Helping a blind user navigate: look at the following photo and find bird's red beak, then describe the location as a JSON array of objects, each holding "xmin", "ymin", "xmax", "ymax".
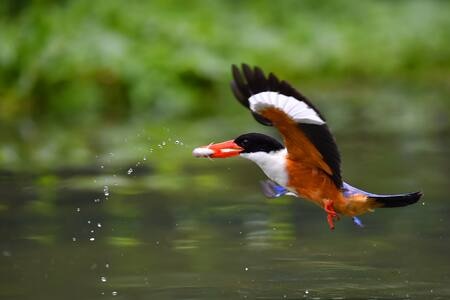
[{"xmin": 192, "ymin": 140, "xmax": 244, "ymax": 158}]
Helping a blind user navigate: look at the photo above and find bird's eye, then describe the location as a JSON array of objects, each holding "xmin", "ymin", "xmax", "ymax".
[{"xmin": 243, "ymin": 139, "xmax": 248, "ymax": 144}]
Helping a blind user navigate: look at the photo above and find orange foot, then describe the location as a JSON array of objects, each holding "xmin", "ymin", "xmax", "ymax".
[{"xmin": 324, "ymin": 200, "xmax": 340, "ymax": 230}]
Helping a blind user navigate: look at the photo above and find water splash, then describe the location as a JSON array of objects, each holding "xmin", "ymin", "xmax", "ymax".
[
  {"xmin": 103, "ymin": 186, "xmax": 109, "ymax": 197},
  {"xmin": 127, "ymin": 168, "xmax": 133, "ymax": 175}
]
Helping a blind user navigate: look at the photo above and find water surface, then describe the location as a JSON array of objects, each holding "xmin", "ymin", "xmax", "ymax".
[{"xmin": 0, "ymin": 133, "xmax": 449, "ymax": 300}]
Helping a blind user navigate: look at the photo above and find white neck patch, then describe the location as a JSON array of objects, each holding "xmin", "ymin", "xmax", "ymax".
[
  {"xmin": 240, "ymin": 149, "xmax": 288, "ymax": 187},
  {"xmin": 248, "ymin": 91, "xmax": 325, "ymax": 125}
]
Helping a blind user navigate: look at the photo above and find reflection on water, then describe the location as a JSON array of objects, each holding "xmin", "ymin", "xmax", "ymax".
[{"xmin": 0, "ymin": 133, "xmax": 449, "ymax": 300}]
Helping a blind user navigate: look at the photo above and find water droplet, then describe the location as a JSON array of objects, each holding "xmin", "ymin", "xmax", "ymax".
[
  {"xmin": 72, "ymin": 237, "xmax": 77, "ymax": 242},
  {"xmin": 90, "ymin": 230, "xmax": 94, "ymax": 233},
  {"xmin": 100, "ymin": 165, "xmax": 104, "ymax": 169},
  {"xmin": 97, "ymin": 223, "xmax": 102, "ymax": 228},
  {"xmin": 105, "ymin": 263, "xmax": 110, "ymax": 268},
  {"xmin": 143, "ymin": 156, "xmax": 147, "ymax": 161},
  {"xmin": 175, "ymin": 140, "xmax": 180, "ymax": 145},
  {"xmin": 162, "ymin": 141, "xmax": 166, "ymax": 146},
  {"xmin": 127, "ymin": 168, "xmax": 133, "ymax": 175},
  {"xmin": 94, "ymin": 198, "xmax": 100, "ymax": 203},
  {"xmin": 104, "ymin": 186, "xmax": 109, "ymax": 197},
  {"xmin": 76, "ymin": 207, "xmax": 81, "ymax": 212},
  {"xmin": 89, "ymin": 237, "xmax": 95, "ymax": 242},
  {"xmin": 100, "ymin": 276, "xmax": 107, "ymax": 282},
  {"xmin": 244, "ymin": 267, "xmax": 249, "ymax": 271},
  {"xmin": 112, "ymin": 291, "xmax": 118, "ymax": 296},
  {"xmin": 305, "ymin": 290, "xmax": 309, "ymax": 294},
  {"xmin": 87, "ymin": 220, "xmax": 91, "ymax": 224}
]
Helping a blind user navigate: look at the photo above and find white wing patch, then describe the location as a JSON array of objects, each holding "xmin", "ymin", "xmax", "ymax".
[{"xmin": 248, "ymin": 91, "xmax": 325, "ymax": 125}]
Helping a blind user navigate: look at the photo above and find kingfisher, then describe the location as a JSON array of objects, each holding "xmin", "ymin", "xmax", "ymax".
[{"xmin": 193, "ymin": 64, "xmax": 422, "ymax": 230}]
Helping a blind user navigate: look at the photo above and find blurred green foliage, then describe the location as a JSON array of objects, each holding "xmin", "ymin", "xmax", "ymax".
[{"xmin": 0, "ymin": 0, "xmax": 449, "ymax": 169}]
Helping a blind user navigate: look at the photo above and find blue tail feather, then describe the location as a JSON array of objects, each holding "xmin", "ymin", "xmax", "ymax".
[{"xmin": 342, "ymin": 182, "xmax": 422, "ymax": 208}]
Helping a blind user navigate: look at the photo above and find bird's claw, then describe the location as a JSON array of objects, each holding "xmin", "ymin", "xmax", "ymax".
[{"xmin": 324, "ymin": 200, "xmax": 339, "ymax": 230}]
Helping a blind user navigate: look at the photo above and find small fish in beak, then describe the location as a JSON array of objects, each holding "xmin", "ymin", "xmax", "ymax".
[{"xmin": 192, "ymin": 140, "xmax": 244, "ymax": 158}]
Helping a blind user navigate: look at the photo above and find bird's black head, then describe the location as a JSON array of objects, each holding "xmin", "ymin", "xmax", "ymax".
[{"xmin": 234, "ymin": 133, "xmax": 284, "ymax": 154}]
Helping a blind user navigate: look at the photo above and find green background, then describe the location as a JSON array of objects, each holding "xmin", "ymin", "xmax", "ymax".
[{"xmin": 1, "ymin": 0, "xmax": 449, "ymax": 170}]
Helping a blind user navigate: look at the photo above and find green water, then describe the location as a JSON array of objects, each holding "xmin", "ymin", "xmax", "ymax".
[{"xmin": 0, "ymin": 132, "xmax": 448, "ymax": 300}]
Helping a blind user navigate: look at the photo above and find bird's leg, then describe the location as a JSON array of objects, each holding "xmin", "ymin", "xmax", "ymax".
[
  {"xmin": 352, "ymin": 216, "xmax": 364, "ymax": 228},
  {"xmin": 324, "ymin": 199, "xmax": 340, "ymax": 230}
]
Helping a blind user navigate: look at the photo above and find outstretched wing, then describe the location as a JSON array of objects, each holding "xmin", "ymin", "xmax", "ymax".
[{"xmin": 231, "ymin": 64, "xmax": 342, "ymax": 188}]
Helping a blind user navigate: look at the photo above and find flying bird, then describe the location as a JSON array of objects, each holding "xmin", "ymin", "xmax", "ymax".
[{"xmin": 193, "ymin": 64, "xmax": 422, "ymax": 230}]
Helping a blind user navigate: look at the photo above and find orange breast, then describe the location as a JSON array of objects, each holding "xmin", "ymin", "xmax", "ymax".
[
  {"xmin": 286, "ymin": 159, "xmax": 343, "ymax": 208},
  {"xmin": 286, "ymin": 160, "xmax": 382, "ymax": 216},
  {"xmin": 286, "ymin": 159, "xmax": 347, "ymax": 214}
]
